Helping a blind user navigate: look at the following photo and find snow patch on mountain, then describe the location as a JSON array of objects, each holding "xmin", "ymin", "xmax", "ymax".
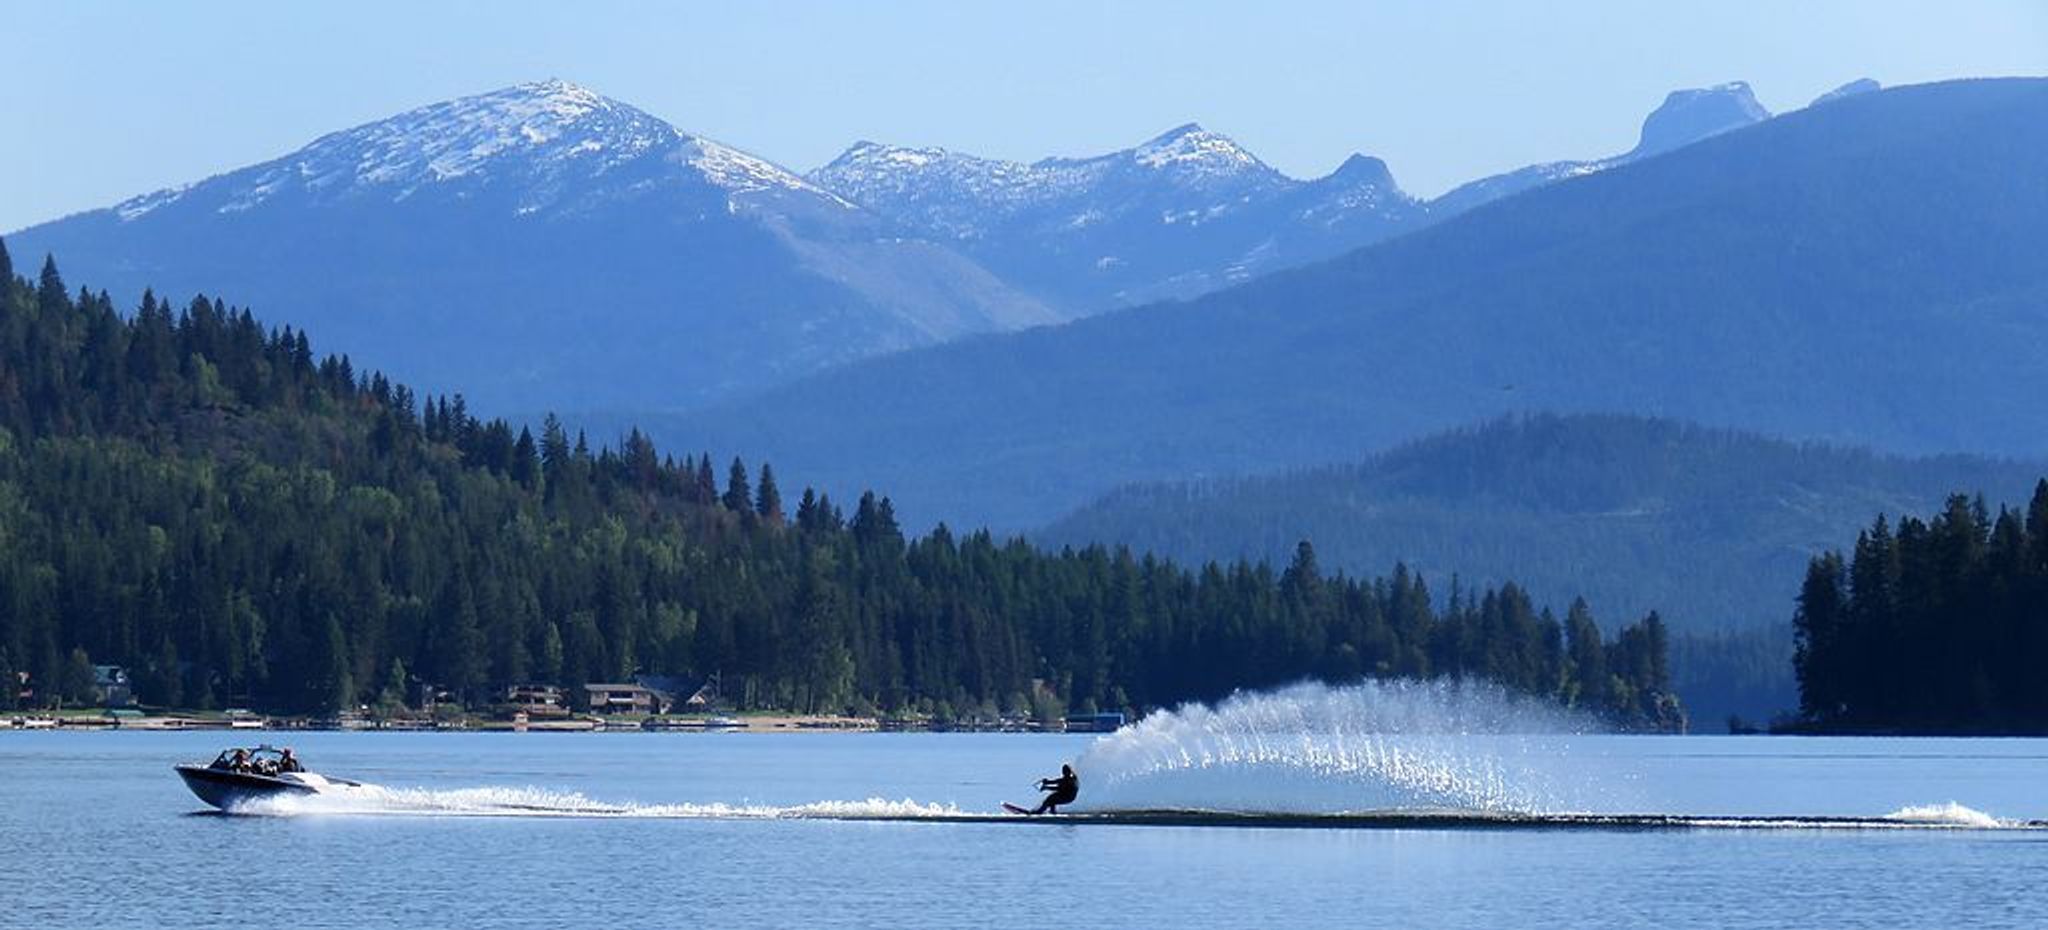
[
  {"xmin": 1130, "ymin": 123, "xmax": 1264, "ymax": 174},
  {"xmin": 1812, "ymin": 78, "xmax": 1882, "ymax": 108},
  {"xmin": 112, "ymin": 79, "xmax": 842, "ymax": 222},
  {"xmin": 815, "ymin": 124, "xmax": 1315, "ymax": 242}
]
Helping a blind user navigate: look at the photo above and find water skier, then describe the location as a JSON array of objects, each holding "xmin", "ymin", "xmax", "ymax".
[{"xmin": 1030, "ymin": 764, "xmax": 1079, "ymax": 815}]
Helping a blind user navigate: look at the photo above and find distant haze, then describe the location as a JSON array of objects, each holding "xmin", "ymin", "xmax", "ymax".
[{"xmin": 3, "ymin": 0, "xmax": 2043, "ymax": 230}]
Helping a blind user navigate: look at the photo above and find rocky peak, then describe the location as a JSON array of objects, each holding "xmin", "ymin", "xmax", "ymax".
[{"xmin": 1630, "ymin": 81, "xmax": 1771, "ymax": 159}]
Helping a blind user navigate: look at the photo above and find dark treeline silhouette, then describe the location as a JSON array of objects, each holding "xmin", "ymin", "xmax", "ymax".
[
  {"xmin": 0, "ymin": 242, "xmax": 1679, "ymax": 727},
  {"xmin": 1042, "ymin": 414, "xmax": 2047, "ymax": 635},
  {"xmin": 1793, "ymin": 486, "xmax": 2048, "ymax": 733}
]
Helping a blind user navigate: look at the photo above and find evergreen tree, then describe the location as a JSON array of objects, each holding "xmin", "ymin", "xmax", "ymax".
[
  {"xmin": 1563, "ymin": 598, "xmax": 1607, "ymax": 710},
  {"xmin": 376, "ymin": 658, "xmax": 410, "ymax": 715},
  {"xmin": 511, "ymin": 426, "xmax": 539, "ymax": 489},
  {"xmin": 1792, "ymin": 551, "xmax": 1847, "ymax": 721},
  {"xmin": 309, "ymin": 615, "xmax": 354, "ymax": 715},
  {"xmin": 693, "ymin": 455, "xmax": 718, "ymax": 505},
  {"xmin": 755, "ymin": 463, "xmax": 784, "ymax": 524},
  {"xmin": 37, "ymin": 255, "xmax": 66, "ymax": 316},
  {"xmin": 722, "ymin": 457, "xmax": 752, "ymax": 513},
  {"xmin": 61, "ymin": 647, "xmax": 96, "ymax": 707}
]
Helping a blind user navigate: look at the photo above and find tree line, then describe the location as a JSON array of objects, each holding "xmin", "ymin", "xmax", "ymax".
[
  {"xmin": 1793, "ymin": 485, "xmax": 2048, "ymax": 733},
  {"xmin": 1042, "ymin": 413, "xmax": 2046, "ymax": 638},
  {"xmin": 0, "ymin": 241, "xmax": 1680, "ymax": 728}
]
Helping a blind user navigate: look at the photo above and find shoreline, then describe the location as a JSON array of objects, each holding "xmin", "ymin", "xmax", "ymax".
[{"xmin": 0, "ymin": 710, "xmax": 1080, "ymax": 735}]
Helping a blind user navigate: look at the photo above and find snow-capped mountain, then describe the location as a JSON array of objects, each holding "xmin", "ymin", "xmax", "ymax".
[
  {"xmin": 812, "ymin": 124, "xmax": 1420, "ymax": 311},
  {"xmin": 816, "ymin": 123, "xmax": 1293, "ymax": 240},
  {"xmin": 9, "ymin": 80, "xmax": 1057, "ymax": 414},
  {"xmin": 1432, "ymin": 82, "xmax": 1772, "ymax": 217},
  {"xmin": 9, "ymin": 77, "xmax": 1801, "ymax": 417},
  {"xmin": 808, "ymin": 83, "xmax": 1780, "ymax": 314},
  {"xmin": 116, "ymin": 79, "xmax": 844, "ymax": 222}
]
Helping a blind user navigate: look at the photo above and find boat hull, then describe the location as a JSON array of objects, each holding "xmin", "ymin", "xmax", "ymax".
[{"xmin": 174, "ymin": 765, "xmax": 319, "ymax": 811}]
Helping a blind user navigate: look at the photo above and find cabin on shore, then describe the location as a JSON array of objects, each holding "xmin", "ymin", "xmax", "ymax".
[
  {"xmin": 503, "ymin": 683, "xmax": 570, "ymax": 718},
  {"xmin": 584, "ymin": 683, "xmax": 674, "ymax": 716},
  {"xmin": 93, "ymin": 666, "xmax": 135, "ymax": 707}
]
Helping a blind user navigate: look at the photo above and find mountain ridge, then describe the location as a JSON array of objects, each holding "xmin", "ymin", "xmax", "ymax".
[
  {"xmin": 808, "ymin": 81, "xmax": 1782, "ymax": 313},
  {"xmin": 6, "ymin": 80, "xmax": 1060, "ymax": 414},
  {"xmin": 1432, "ymin": 80, "xmax": 1769, "ymax": 215},
  {"xmin": 108, "ymin": 79, "xmax": 850, "ymax": 223},
  {"xmin": 655, "ymin": 78, "xmax": 2048, "ymax": 531}
]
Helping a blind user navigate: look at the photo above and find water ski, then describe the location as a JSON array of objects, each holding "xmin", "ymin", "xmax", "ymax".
[{"xmin": 1002, "ymin": 802, "xmax": 1034, "ymax": 816}]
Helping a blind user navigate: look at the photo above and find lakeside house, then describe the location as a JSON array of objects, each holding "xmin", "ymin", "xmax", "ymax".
[
  {"xmin": 503, "ymin": 683, "xmax": 569, "ymax": 718},
  {"xmin": 93, "ymin": 666, "xmax": 134, "ymax": 707},
  {"xmin": 585, "ymin": 683, "xmax": 673, "ymax": 716}
]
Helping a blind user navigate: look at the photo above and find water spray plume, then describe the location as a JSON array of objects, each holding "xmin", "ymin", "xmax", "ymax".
[{"xmin": 1072, "ymin": 679, "xmax": 1601, "ymax": 814}]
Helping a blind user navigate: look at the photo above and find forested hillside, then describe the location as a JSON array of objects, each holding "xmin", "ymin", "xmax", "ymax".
[
  {"xmin": 0, "ymin": 242, "xmax": 1678, "ymax": 727},
  {"xmin": 1042, "ymin": 415, "xmax": 2046, "ymax": 632},
  {"xmin": 1793, "ymin": 486, "xmax": 2048, "ymax": 734}
]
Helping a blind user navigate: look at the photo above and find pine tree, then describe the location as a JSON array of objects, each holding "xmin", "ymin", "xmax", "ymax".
[
  {"xmin": 309, "ymin": 615, "xmax": 355, "ymax": 715},
  {"xmin": 0, "ymin": 235, "xmax": 13, "ymax": 286},
  {"xmin": 1564, "ymin": 598, "xmax": 1606, "ymax": 710},
  {"xmin": 755, "ymin": 463, "xmax": 784, "ymax": 524},
  {"xmin": 61, "ymin": 647, "xmax": 97, "ymax": 707},
  {"xmin": 511, "ymin": 427, "xmax": 539, "ymax": 488},
  {"xmin": 1792, "ymin": 551, "xmax": 1848, "ymax": 722},
  {"xmin": 1641, "ymin": 611, "xmax": 1669, "ymax": 693},
  {"xmin": 37, "ymin": 255, "xmax": 66, "ymax": 316},
  {"xmin": 376, "ymin": 658, "xmax": 410, "ymax": 715},
  {"xmin": 722, "ymin": 457, "xmax": 752, "ymax": 513},
  {"xmin": 795, "ymin": 488, "xmax": 820, "ymax": 530},
  {"xmin": 1281, "ymin": 539, "xmax": 1321, "ymax": 598}
]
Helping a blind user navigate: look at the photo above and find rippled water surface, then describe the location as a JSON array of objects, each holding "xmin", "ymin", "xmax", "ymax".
[{"xmin": 3, "ymin": 727, "xmax": 2045, "ymax": 928}]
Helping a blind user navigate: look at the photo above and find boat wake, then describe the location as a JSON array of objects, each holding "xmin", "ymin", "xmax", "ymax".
[
  {"xmin": 1881, "ymin": 802, "xmax": 2007, "ymax": 829},
  {"xmin": 217, "ymin": 786, "xmax": 2037, "ymax": 831},
  {"xmin": 226, "ymin": 785, "xmax": 965, "ymax": 820}
]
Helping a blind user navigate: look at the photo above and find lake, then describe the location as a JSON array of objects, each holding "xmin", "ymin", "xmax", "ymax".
[{"xmin": 4, "ymin": 721, "xmax": 2045, "ymax": 928}]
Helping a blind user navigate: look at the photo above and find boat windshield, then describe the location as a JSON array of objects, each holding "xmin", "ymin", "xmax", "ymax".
[{"xmin": 206, "ymin": 745, "xmax": 304, "ymax": 775}]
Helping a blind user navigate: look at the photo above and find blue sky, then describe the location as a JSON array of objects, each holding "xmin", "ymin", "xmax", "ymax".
[{"xmin": 4, "ymin": 0, "xmax": 2043, "ymax": 231}]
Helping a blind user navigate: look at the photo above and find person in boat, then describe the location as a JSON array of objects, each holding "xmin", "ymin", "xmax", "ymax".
[
  {"xmin": 1031, "ymin": 764, "xmax": 1079, "ymax": 815},
  {"xmin": 278, "ymin": 748, "xmax": 303, "ymax": 773},
  {"xmin": 217, "ymin": 748, "xmax": 250, "ymax": 772}
]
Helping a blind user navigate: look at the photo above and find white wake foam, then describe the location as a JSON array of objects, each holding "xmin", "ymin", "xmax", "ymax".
[
  {"xmin": 230, "ymin": 784, "xmax": 962, "ymax": 820},
  {"xmin": 1883, "ymin": 802, "xmax": 2005, "ymax": 828}
]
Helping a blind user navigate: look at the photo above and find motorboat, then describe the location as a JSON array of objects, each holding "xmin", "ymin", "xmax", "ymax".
[{"xmin": 174, "ymin": 745, "xmax": 360, "ymax": 811}]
